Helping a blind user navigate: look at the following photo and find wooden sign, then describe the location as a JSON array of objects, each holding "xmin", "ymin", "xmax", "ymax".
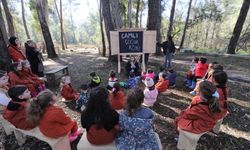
[
  {"xmin": 110, "ymin": 29, "xmax": 156, "ymax": 73},
  {"xmin": 119, "ymin": 31, "xmax": 143, "ymax": 53}
]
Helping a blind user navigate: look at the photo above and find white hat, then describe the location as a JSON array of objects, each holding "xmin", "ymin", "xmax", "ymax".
[{"xmin": 144, "ymin": 77, "xmax": 154, "ymax": 87}]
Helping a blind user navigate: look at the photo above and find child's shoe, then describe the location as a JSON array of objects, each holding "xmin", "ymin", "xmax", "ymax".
[{"xmin": 189, "ymin": 91, "xmax": 196, "ymax": 95}]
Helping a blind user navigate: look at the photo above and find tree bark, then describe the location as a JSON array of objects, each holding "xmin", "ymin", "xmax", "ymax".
[
  {"xmin": 0, "ymin": 17, "xmax": 11, "ymax": 70},
  {"xmin": 0, "ymin": 5, "xmax": 8, "ymax": 45},
  {"xmin": 227, "ymin": 0, "xmax": 250, "ymax": 54},
  {"xmin": 68, "ymin": 0, "xmax": 77, "ymax": 44},
  {"xmin": 36, "ymin": 0, "xmax": 57, "ymax": 58},
  {"xmin": 102, "ymin": 0, "xmax": 114, "ymax": 59},
  {"xmin": 54, "ymin": 0, "xmax": 66, "ymax": 50},
  {"xmin": 135, "ymin": 0, "xmax": 141, "ymax": 28},
  {"xmin": 168, "ymin": 0, "xmax": 176, "ymax": 37},
  {"xmin": 98, "ymin": 0, "xmax": 106, "ymax": 56},
  {"xmin": 128, "ymin": 0, "xmax": 132, "ymax": 28},
  {"xmin": 21, "ymin": 0, "xmax": 30, "ymax": 39},
  {"xmin": 147, "ymin": 0, "xmax": 162, "ymax": 55},
  {"xmin": 110, "ymin": 0, "xmax": 122, "ymax": 29},
  {"xmin": 1, "ymin": 0, "xmax": 15, "ymax": 37},
  {"xmin": 179, "ymin": 0, "xmax": 193, "ymax": 49}
]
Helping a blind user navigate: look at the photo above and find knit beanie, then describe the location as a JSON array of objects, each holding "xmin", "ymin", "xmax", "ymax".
[{"xmin": 9, "ymin": 36, "xmax": 18, "ymax": 46}]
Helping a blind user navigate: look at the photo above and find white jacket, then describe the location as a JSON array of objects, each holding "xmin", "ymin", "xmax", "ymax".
[{"xmin": 143, "ymin": 88, "xmax": 158, "ymax": 107}]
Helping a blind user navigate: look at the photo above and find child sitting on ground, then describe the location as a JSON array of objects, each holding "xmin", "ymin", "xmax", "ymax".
[
  {"xmin": 89, "ymin": 72, "xmax": 101, "ymax": 88},
  {"xmin": 60, "ymin": 76, "xmax": 79, "ymax": 101},
  {"xmin": 167, "ymin": 68, "xmax": 177, "ymax": 88},
  {"xmin": 120, "ymin": 71, "xmax": 139, "ymax": 89},
  {"xmin": 190, "ymin": 57, "xmax": 209, "ymax": 89},
  {"xmin": 141, "ymin": 68, "xmax": 155, "ymax": 80},
  {"xmin": 155, "ymin": 72, "xmax": 169, "ymax": 93},
  {"xmin": 116, "ymin": 87, "xmax": 162, "ymax": 149},
  {"xmin": 75, "ymin": 84, "xmax": 89, "ymax": 111},
  {"xmin": 107, "ymin": 70, "xmax": 118, "ymax": 90},
  {"xmin": 109, "ymin": 82, "xmax": 125, "ymax": 112},
  {"xmin": 174, "ymin": 81, "xmax": 222, "ymax": 150},
  {"xmin": 154, "ymin": 66, "xmax": 166, "ymax": 83},
  {"xmin": 143, "ymin": 77, "xmax": 158, "ymax": 107},
  {"xmin": 184, "ymin": 57, "xmax": 199, "ymax": 87},
  {"xmin": 3, "ymin": 85, "xmax": 35, "ymax": 130}
]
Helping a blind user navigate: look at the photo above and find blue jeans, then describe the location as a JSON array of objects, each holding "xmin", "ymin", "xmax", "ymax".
[{"xmin": 165, "ymin": 52, "xmax": 173, "ymax": 69}]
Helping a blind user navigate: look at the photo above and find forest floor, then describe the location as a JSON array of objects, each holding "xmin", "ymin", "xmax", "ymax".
[{"xmin": 1, "ymin": 48, "xmax": 250, "ymax": 150}]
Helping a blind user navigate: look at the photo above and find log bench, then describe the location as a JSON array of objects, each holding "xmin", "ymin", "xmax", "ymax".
[{"xmin": 44, "ymin": 65, "xmax": 69, "ymax": 89}]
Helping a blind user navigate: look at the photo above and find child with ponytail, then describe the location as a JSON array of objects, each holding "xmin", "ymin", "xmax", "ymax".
[
  {"xmin": 175, "ymin": 81, "xmax": 223, "ymax": 150},
  {"xmin": 27, "ymin": 90, "xmax": 81, "ymax": 142},
  {"xmin": 109, "ymin": 82, "xmax": 125, "ymax": 111}
]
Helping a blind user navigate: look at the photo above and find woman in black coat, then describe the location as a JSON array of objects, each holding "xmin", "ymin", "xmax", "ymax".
[{"xmin": 25, "ymin": 40, "xmax": 44, "ymax": 77}]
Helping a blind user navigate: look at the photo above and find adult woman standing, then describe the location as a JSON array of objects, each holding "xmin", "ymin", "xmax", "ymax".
[
  {"xmin": 157, "ymin": 35, "xmax": 176, "ymax": 69},
  {"xmin": 25, "ymin": 40, "xmax": 44, "ymax": 77}
]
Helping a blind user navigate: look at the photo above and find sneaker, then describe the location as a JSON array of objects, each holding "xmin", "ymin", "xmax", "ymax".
[{"xmin": 189, "ymin": 91, "xmax": 196, "ymax": 95}]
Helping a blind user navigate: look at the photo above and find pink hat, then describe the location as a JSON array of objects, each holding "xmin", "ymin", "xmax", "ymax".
[{"xmin": 144, "ymin": 77, "xmax": 154, "ymax": 87}]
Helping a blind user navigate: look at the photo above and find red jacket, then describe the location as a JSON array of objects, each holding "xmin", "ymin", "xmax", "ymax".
[
  {"xmin": 8, "ymin": 45, "xmax": 26, "ymax": 62},
  {"xmin": 3, "ymin": 101, "xmax": 35, "ymax": 130},
  {"xmin": 109, "ymin": 91, "xmax": 125, "ymax": 110},
  {"xmin": 155, "ymin": 79, "xmax": 169, "ymax": 92},
  {"xmin": 175, "ymin": 96, "xmax": 221, "ymax": 134},
  {"xmin": 87, "ymin": 125, "xmax": 118, "ymax": 145},
  {"xmin": 39, "ymin": 105, "xmax": 78, "ymax": 138},
  {"xmin": 194, "ymin": 62, "xmax": 208, "ymax": 78},
  {"xmin": 8, "ymin": 71, "xmax": 37, "ymax": 93},
  {"xmin": 61, "ymin": 84, "xmax": 79, "ymax": 100},
  {"xmin": 21, "ymin": 69, "xmax": 44, "ymax": 85}
]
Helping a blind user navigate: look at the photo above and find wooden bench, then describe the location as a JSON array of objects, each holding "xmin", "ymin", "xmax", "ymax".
[
  {"xmin": 0, "ymin": 115, "xmax": 71, "ymax": 150},
  {"xmin": 44, "ymin": 65, "xmax": 69, "ymax": 89}
]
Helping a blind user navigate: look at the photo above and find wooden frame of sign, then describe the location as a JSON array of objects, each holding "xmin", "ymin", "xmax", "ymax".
[{"xmin": 110, "ymin": 29, "xmax": 157, "ymax": 73}]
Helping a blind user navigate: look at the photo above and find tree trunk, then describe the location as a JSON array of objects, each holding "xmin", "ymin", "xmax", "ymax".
[
  {"xmin": 69, "ymin": 0, "xmax": 77, "ymax": 44},
  {"xmin": 21, "ymin": 0, "xmax": 30, "ymax": 39},
  {"xmin": 227, "ymin": 0, "xmax": 250, "ymax": 54},
  {"xmin": 99, "ymin": 0, "xmax": 106, "ymax": 56},
  {"xmin": 102, "ymin": 0, "xmax": 114, "ymax": 60},
  {"xmin": 179, "ymin": 0, "xmax": 193, "ymax": 49},
  {"xmin": 54, "ymin": 0, "xmax": 66, "ymax": 50},
  {"xmin": 0, "ymin": 5, "xmax": 8, "ymax": 45},
  {"xmin": 0, "ymin": 18, "xmax": 11, "ymax": 70},
  {"xmin": 168, "ymin": 0, "xmax": 176, "ymax": 37},
  {"xmin": 36, "ymin": 0, "xmax": 57, "ymax": 58},
  {"xmin": 139, "ymin": 0, "xmax": 143, "ymax": 28},
  {"xmin": 135, "ymin": 0, "xmax": 141, "ymax": 28},
  {"xmin": 1, "ymin": 0, "xmax": 15, "ymax": 37},
  {"xmin": 110, "ymin": 0, "xmax": 122, "ymax": 29},
  {"xmin": 128, "ymin": 0, "xmax": 132, "ymax": 28},
  {"xmin": 147, "ymin": 0, "xmax": 162, "ymax": 56},
  {"xmin": 42, "ymin": 0, "xmax": 48, "ymax": 22}
]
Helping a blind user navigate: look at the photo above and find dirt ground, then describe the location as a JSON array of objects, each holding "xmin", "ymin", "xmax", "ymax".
[{"xmin": 1, "ymin": 49, "xmax": 250, "ymax": 150}]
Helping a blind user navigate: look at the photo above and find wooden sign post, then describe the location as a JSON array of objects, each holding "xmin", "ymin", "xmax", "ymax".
[{"xmin": 110, "ymin": 29, "xmax": 156, "ymax": 74}]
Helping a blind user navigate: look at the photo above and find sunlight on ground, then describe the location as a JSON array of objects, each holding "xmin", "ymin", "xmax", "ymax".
[{"xmin": 221, "ymin": 125, "xmax": 250, "ymax": 141}]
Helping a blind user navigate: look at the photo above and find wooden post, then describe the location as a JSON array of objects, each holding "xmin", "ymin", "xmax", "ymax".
[
  {"xmin": 118, "ymin": 54, "xmax": 121, "ymax": 73},
  {"xmin": 142, "ymin": 53, "xmax": 145, "ymax": 72}
]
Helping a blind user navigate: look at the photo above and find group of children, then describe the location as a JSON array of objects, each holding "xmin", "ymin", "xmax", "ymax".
[
  {"xmin": 1, "ymin": 39, "xmax": 230, "ymax": 150},
  {"xmin": 175, "ymin": 56, "xmax": 229, "ymax": 149}
]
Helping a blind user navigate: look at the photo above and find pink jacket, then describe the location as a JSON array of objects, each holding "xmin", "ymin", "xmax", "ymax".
[{"xmin": 143, "ymin": 88, "xmax": 158, "ymax": 106}]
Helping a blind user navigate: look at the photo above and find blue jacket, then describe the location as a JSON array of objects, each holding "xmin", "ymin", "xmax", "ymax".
[{"xmin": 116, "ymin": 111, "xmax": 160, "ymax": 150}]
